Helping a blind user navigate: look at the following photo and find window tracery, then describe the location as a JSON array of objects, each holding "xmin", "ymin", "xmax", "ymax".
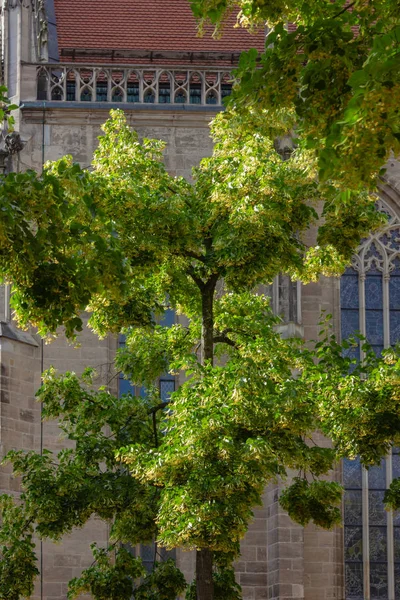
[
  {"xmin": 36, "ymin": 65, "xmax": 232, "ymax": 107},
  {"xmin": 341, "ymin": 198, "xmax": 400, "ymax": 599}
]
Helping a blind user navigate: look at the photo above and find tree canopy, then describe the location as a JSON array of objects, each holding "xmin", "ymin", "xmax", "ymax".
[
  {"xmin": 0, "ymin": 110, "xmax": 382, "ymax": 339},
  {"xmin": 190, "ymin": 0, "xmax": 400, "ymax": 192},
  {"xmin": 0, "ymin": 111, "xmax": 400, "ymax": 600}
]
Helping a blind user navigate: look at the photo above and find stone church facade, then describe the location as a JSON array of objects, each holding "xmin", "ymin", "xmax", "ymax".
[{"xmin": 0, "ymin": 1, "xmax": 400, "ymax": 599}]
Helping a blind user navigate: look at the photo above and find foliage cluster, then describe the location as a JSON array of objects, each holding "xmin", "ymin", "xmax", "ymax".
[
  {"xmin": 0, "ymin": 111, "xmax": 399, "ymax": 599},
  {"xmin": 191, "ymin": 0, "xmax": 400, "ymax": 192},
  {"xmin": 2, "ymin": 303, "xmax": 400, "ymax": 599},
  {"xmin": 0, "ymin": 110, "xmax": 383, "ymax": 341}
]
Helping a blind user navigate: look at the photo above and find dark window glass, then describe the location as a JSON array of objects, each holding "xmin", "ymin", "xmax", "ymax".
[
  {"xmin": 345, "ymin": 563, "xmax": 364, "ymax": 599},
  {"xmin": 144, "ymin": 90, "xmax": 155, "ymax": 103},
  {"xmin": 190, "ymin": 84, "xmax": 201, "ymax": 104},
  {"xmin": 368, "ymin": 460, "xmax": 386, "ymax": 490},
  {"xmin": 344, "ymin": 458, "xmax": 364, "ymax": 598},
  {"xmin": 37, "ymin": 73, "xmax": 48, "ymax": 100},
  {"xmin": 343, "ymin": 458, "xmax": 362, "ymax": 489},
  {"xmin": 159, "ymin": 84, "xmax": 171, "ymax": 104},
  {"xmin": 175, "ymin": 90, "xmax": 187, "ymax": 104},
  {"xmin": 127, "ymin": 84, "xmax": 139, "ymax": 103},
  {"xmin": 112, "ymin": 88, "xmax": 123, "ymax": 102},
  {"xmin": 51, "ymin": 88, "xmax": 62, "ymax": 101},
  {"xmin": 206, "ymin": 91, "xmax": 218, "ymax": 105},
  {"xmin": 96, "ymin": 82, "xmax": 107, "ymax": 102},
  {"xmin": 66, "ymin": 82, "xmax": 76, "ymax": 101},
  {"xmin": 370, "ymin": 563, "xmax": 388, "ymax": 598},
  {"xmin": 221, "ymin": 83, "xmax": 232, "ymax": 99},
  {"xmin": 80, "ymin": 87, "xmax": 92, "ymax": 102},
  {"xmin": 159, "ymin": 378, "xmax": 175, "ymax": 402},
  {"xmin": 344, "ymin": 491, "xmax": 362, "ymax": 526},
  {"xmin": 141, "ymin": 543, "xmax": 155, "ymax": 573},
  {"xmin": 341, "ymin": 210, "xmax": 400, "ymax": 599}
]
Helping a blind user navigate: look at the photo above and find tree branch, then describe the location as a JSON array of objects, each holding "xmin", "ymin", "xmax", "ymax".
[
  {"xmin": 214, "ymin": 326, "xmax": 256, "ymax": 342},
  {"xmin": 204, "ymin": 272, "xmax": 219, "ymax": 291},
  {"xmin": 104, "ymin": 400, "xmax": 170, "ymax": 441},
  {"xmin": 213, "ymin": 334, "xmax": 239, "ymax": 349},
  {"xmin": 184, "ymin": 250, "xmax": 207, "ymax": 263},
  {"xmin": 332, "ymin": 1, "xmax": 355, "ymax": 19},
  {"xmin": 152, "ymin": 411, "xmax": 158, "ymax": 448},
  {"xmin": 186, "ymin": 265, "xmax": 206, "ymax": 290}
]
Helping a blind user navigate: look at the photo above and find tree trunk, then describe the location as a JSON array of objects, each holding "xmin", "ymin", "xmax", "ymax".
[
  {"xmin": 196, "ymin": 548, "xmax": 214, "ymax": 600},
  {"xmin": 196, "ymin": 280, "xmax": 216, "ymax": 600},
  {"xmin": 201, "ymin": 281, "xmax": 215, "ymax": 367}
]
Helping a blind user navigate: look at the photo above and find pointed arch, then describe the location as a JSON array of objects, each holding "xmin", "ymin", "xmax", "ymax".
[{"xmin": 341, "ymin": 187, "xmax": 400, "ymax": 599}]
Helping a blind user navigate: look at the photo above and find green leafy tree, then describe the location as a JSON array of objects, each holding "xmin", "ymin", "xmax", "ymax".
[
  {"xmin": 0, "ymin": 86, "xmax": 18, "ymax": 130},
  {"xmin": 1, "ymin": 110, "xmax": 400, "ymax": 600},
  {"xmin": 189, "ymin": 0, "xmax": 400, "ymax": 192}
]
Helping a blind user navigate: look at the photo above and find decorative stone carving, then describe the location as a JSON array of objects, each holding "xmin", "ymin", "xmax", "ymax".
[
  {"xmin": 3, "ymin": 0, "xmax": 33, "ymax": 9},
  {"xmin": 274, "ymin": 134, "xmax": 295, "ymax": 161},
  {"xmin": 351, "ymin": 199, "xmax": 400, "ymax": 276},
  {"xmin": 36, "ymin": 64, "xmax": 233, "ymax": 106},
  {"xmin": 34, "ymin": 0, "xmax": 48, "ymax": 61},
  {"xmin": 0, "ymin": 124, "xmax": 25, "ymax": 174},
  {"xmin": 2, "ymin": 0, "xmax": 48, "ymax": 60},
  {"xmin": 5, "ymin": 131, "xmax": 24, "ymax": 154}
]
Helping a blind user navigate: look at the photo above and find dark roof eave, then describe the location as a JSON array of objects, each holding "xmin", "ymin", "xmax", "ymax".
[
  {"xmin": 20, "ymin": 101, "xmax": 225, "ymax": 112},
  {"xmin": 59, "ymin": 47, "xmax": 246, "ymax": 64}
]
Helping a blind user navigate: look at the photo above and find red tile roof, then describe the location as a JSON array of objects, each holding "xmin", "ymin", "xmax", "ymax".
[{"xmin": 53, "ymin": 0, "xmax": 265, "ymax": 62}]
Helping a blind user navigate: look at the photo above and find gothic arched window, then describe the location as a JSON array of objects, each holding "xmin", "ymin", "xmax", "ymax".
[{"xmin": 341, "ymin": 199, "xmax": 400, "ymax": 599}]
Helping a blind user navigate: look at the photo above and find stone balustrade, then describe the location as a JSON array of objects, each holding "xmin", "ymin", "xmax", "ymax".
[{"xmin": 34, "ymin": 64, "xmax": 233, "ymax": 106}]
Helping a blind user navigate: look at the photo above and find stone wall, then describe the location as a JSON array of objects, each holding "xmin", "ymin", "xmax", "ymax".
[
  {"xmin": 236, "ymin": 491, "xmax": 269, "ymax": 600},
  {"xmin": 17, "ymin": 106, "xmax": 216, "ymax": 181},
  {"xmin": 35, "ymin": 320, "xmax": 118, "ymax": 600},
  {"xmin": 0, "ymin": 327, "xmax": 42, "ymax": 476}
]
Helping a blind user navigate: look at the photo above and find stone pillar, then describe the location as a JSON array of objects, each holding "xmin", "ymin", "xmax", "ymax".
[
  {"xmin": 37, "ymin": 317, "xmax": 116, "ymax": 600},
  {"xmin": 0, "ymin": 321, "xmax": 42, "ymax": 474},
  {"xmin": 303, "ymin": 523, "xmax": 344, "ymax": 600},
  {"xmin": 266, "ymin": 479, "xmax": 304, "ymax": 600},
  {"xmin": 0, "ymin": 322, "xmax": 44, "ymax": 599},
  {"xmin": 4, "ymin": 0, "xmax": 35, "ymax": 103},
  {"xmin": 303, "ymin": 432, "xmax": 344, "ymax": 600},
  {"xmin": 236, "ymin": 489, "xmax": 269, "ymax": 600}
]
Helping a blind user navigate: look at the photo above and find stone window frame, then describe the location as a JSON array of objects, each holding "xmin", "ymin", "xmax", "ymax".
[
  {"xmin": 341, "ymin": 197, "xmax": 400, "ymax": 599},
  {"xmin": 343, "ymin": 453, "xmax": 400, "ymax": 600}
]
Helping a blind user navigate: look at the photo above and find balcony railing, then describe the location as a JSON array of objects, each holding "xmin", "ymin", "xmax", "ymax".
[{"xmin": 35, "ymin": 64, "xmax": 233, "ymax": 107}]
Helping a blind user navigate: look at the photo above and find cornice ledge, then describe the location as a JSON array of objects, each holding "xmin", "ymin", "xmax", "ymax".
[{"xmin": 0, "ymin": 321, "xmax": 39, "ymax": 346}]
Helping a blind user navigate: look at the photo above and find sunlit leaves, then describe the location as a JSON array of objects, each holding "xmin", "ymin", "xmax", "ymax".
[
  {"xmin": 116, "ymin": 323, "xmax": 198, "ymax": 387},
  {"xmin": 0, "ymin": 159, "xmax": 129, "ymax": 339},
  {"xmin": 191, "ymin": 0, "xmax": 400, "ymax": 191},
  {"xmin": 308, "ymin": 340, "xmax": 400, "ymax": 465},
  {"xmin": 3, "ymin": 107, "xmax": 400, "ymax": 598},
  {"xmin": 0, "ymin": 109, "xmax": 385, "ymax": 344}
]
